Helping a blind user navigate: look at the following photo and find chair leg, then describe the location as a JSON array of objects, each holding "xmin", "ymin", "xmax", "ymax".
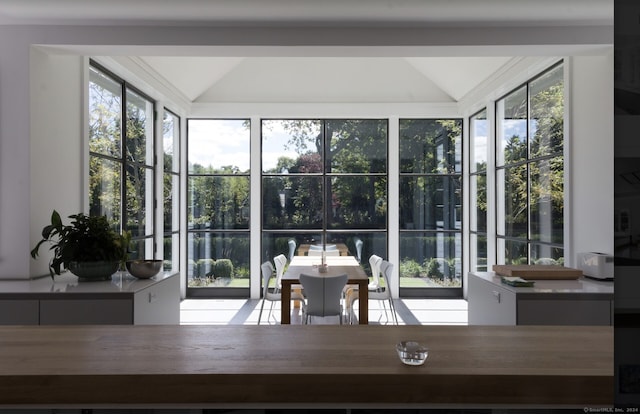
[
  {"xmin": 257, "ymin": 299, "xmax": 266, "ymax": 325},
  {"xmin": 267, "ymin": 301, "xmax": 276, "ymax": 324},
  {"xmin": 389, "ymin": 298, "xmax": 398, "ymax": 325},
  {"xmin": 379, "ymin": 299, "xmax": 389, "ymax": 324}
]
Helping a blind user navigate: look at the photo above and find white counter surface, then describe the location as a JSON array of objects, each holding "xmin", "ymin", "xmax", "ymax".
[
  {"xmin": 472, "ymin": 271, "xmax": 614, "ymax": 297},
  {"xmin": 0, "ymin": 271, "xmax": 178, "ymax": 297}
]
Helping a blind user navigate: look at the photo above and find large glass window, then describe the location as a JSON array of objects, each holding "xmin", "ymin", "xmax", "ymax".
[
  {"xmin": 470, "ymin": 109, "xmax": 488, "ymax": 272},
  {"xmin": 496, "ymin": 62, "xmax": 564, "ymax": 265},
  {"xmin": 163, "ymin": 110, "xmax": 180, "ymax": 273},
  {"xmin": 261, "ymin": 119, "xmax": 388, "ymax": 277},
  {"xmin": 187, "ymin": 119, "xmax": 250, "ymax": 295},
  {"xmin": 89, "ymin": 62, "xmax": 155, "ymax": 258},
  {"xmin": 399, "ymin": 119, "xmax": 462, "ymax": 295}
]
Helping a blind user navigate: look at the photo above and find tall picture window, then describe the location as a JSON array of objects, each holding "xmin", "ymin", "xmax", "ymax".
[
  {"xmin": 496, "ymin": 62, "xmax": 564, "ymax": 265},
  {"xmin": 261, "ymin": 119, "xmax": 388, "ymax": 279},
  {"xmin": 163, "ymin": 109, "xmax": 181, "ymax": 272},
  {"xmin": 88, "ymin": 61, "xmax": 156, "ymax": 258},
  {"xmin": 470, "ymin": 109, "xmax": 488, "ymax": 272},
  {"xmin": 186, "ymin": 119, "xmax": 250, "ymax": 296},
  {"xmin": 399, "ymin": 119, "xmax": 463, "ymax": 295}
]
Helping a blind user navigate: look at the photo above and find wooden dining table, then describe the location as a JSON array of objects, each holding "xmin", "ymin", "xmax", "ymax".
[{"xmin": 281, "ymin": 255, "xmax": 369, "ymax": 324}]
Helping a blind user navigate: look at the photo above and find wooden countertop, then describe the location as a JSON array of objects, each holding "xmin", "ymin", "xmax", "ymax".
[{"xmin": 0, "ymin": 324, "xmax": 613, "ymax": 408}]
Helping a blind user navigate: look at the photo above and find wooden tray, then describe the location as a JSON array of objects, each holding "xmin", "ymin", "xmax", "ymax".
[{"xmin": 492, "ymin": 265, "xmax": 582, "ymax": 280}]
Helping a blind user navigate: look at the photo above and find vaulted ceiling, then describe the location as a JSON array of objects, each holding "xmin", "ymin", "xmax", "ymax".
[{"xmin": 0, "ymin": 0, "xmax": 613, "ymax": 104}]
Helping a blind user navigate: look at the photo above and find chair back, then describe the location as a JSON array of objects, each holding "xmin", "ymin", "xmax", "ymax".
[
  {"xmin": 260, "ymin": 261, "xmax": 276, "ymax": 299},
  {"xmin": 287, "ymin": 239, "xmax": 297, "ymax": 261},
  {"xmin": 377, "ymin": 260, "xmax": 394, "ymax": 299},
  {"xmin": 299, "ymin": 273, "xmax": 347, "ymax": 318},
  {"xmin": 307, "ymin": 249, "xmax": 340, "ymax": 256},
  {"xmin": 368, "ymin": 254, "xmax": 383, "ymax": 289},
  {"xmin": 273, "ymin": 254, "xmax": 287, "ymax": 291},
  {"xmin": 354, "ymin": 238, "xmax": 363, "ymax": 262},
  {"xmin": 308, "ymin": 244, "xmax": 337, "ymax": 251}
]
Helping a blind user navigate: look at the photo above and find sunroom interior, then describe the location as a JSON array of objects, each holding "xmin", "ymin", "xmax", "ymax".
[{"xmin": 0, "ymin": 2, "xmax": 613, "ymax": 302}]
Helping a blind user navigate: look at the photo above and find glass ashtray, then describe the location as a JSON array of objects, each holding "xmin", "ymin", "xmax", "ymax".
[{"xmin": 396, "ymin": 341, "xmax": 428, "ymax": 366}]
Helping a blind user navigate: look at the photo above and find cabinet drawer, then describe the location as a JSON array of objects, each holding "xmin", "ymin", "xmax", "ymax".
[
  {"xmin": 40, "ymin": 299, "xmax": 133, "ymax": 325},
  {"xmin": 0, "ymin": 300, "xmax": 39, "ymax": 325},
  {"xmin": 468, "ymin": 275, "xmax": 517, "ymax": 325},
  {"xmin": 518, "ymin": 299, "xmax": 612, "ymax": 325}
]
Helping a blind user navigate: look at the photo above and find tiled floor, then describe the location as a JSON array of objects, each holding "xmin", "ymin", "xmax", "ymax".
[{"xmin": 180, "ymin": 298, "xmax": 468, "ymax": 325}]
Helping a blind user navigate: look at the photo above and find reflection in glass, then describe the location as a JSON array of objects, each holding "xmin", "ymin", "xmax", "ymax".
[
  {"xmin": 400, "ymin": 119, "xmax": 462, "ymax": 174},
  {"xmin": 163, "ymin": 111, "xmax": 180, "ymax": 173},
  {"xmin": 128, "ymin": 237, "xmax": 154, "ymax": 261},
  {"xmin": 188, "ymin": 176, "xmax": 250, "ymax": 230},
  {"xmin": 327, "ymin": 119, "xmax": 387, "ymax": 173},
  {"xmin": 126, "ymin": 165, "xmax": 153, "ymax": 237},
  {"xmin": 470, "ymin": 175, "xmax": 487, "ymax": 233},
  {"xmin": 470, "ymin": 233, "xmax": 488, "ymax": 272},
  {"xmin": 162, "ymin": 110, "xmax": 180, "ymax": 273},
  {"xmin": 400, "ymin": 176, "xmax": 461, "ymax": 231},
  {"xmin": 163, "ymin": 234, "xmax": 179, "ymax": 272},
  {"xmin": 163, "ymin": 173, "xmax": 180, "ymax": 232},
  {"xmin": 89, "ymin": 156, "xmax": 121, "ymax": 228},
  {"xmin": 498, "ymin": 164, "xmax": 528, "ymax": 238},
  {"xmin": 470, "ymin": 110, "xmax": 488, "ymax": 173},
  {"xmin": 531, "ymin": 244, "xmax": 564, "ymax": 265},
  {"xmin": 329, "ymin": 176, "xmax": 387, "ymax": 229},
  {"xmin": 498, "ymin": 238, "xmax": 529, "ymax": 265},
  {"xmin": 497, "ymin": 86, "xmax": 527, "ymax": 166},
  {"xmin": 89, "ymin": 67, "xmax": 121, "ymax": 158},
  {"xmin": 530, "ymin": 64, "xmax": 564, "ymax": 158},
  {"xmin": 125, "ymin": 88, "xmax": 153, "ymax": 166},
  {"xmin": 399, "ymin": 232, "xmax": 462, "ymax": 288},
  {"xmin": 530, "ymin": 156, "xmax": 563, "ymax": 244}
]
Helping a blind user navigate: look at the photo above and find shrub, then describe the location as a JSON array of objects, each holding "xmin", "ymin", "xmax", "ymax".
[
  {"xmin": 426, "ymin": 258, "xmax": 444, "ymax": 280},
  {"xmin": 213, "ymin": 259, "xmax": 234, "ymax": 278},
  {"xmin": 400, "ymin": 259, "xmax": 422, "ymax": 278},
  {"xmin": 197, "ymin": 258, "xmax": 215, "ymax": 277},
  {"xmin": 234, "ymin": 266, "xmax": 250, "ymax": 279}
]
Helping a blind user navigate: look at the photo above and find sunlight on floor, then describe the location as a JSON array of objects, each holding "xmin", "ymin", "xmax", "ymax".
[{"xmin": 180, "ymin": 298, "xmax": 468, "ymax": 325}]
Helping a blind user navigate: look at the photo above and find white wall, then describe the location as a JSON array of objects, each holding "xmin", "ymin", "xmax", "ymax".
[
  {"xmin": 29, "ymin": 48, "xmax": 85, "ymax": 277},
  {"xmin": 568, "ymin": 54, "xmax": 615, "ymax": 259},
  {"xmin": 0, "ymin": 28, "xmax": 32, "ymax": 278}
]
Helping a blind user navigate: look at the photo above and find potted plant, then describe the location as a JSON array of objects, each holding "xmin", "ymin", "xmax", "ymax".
[{"xmin": 31, "ymin": 210, "xmax": 130, "ymax": 280}]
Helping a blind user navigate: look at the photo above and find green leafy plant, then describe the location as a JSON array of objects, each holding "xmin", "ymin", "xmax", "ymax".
[
  {"xmin": 31, "ymin": 210, "xmax": 130, "ymax": 278},
  {"xmin": 213, "ymin": 259, "xmax": 234, "ymax": 279}
]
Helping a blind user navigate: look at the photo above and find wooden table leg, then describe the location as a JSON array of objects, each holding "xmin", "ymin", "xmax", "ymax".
[
  {"xmin": 358, "ymin": 281, "xmax": 368, "ymax": 324},
  {"xmin": 281, "ymin": 281, "xmax": 291, "ymax": 324},
  {"xmin": 293, "ymin": 287, "xmax": 302, "ymax": 309}
]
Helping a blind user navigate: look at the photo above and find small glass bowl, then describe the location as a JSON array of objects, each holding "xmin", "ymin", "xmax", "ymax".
[{"xmin": 396, "ymin": 341, "xmax": 428, "ymax": 366}]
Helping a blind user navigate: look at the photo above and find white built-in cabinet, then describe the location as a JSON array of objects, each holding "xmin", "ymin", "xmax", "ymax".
[
  {"xmin": 0, "ymin": 272, "xmax": 179, "ymax": 325},
  {"xmin": 468, "ymin": 272, "xmax": 614, "ymax": 326}
]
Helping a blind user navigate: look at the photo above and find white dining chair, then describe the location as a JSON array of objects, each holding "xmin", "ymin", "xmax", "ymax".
[
  {"xmin": 273, "ymin": 254, "xmax": 288, "ymax": 291},
  {"xmin": 258, "ymin": 260, "xmax": 305, "ymax": 325},
  {"xmin": 287, "ymin": 238, "xmax": 297, "ymax": 261},
  {"xmin": 299, "ymin": 273, "xmax": 348, "ymax": 324},
  {"xmin": 346, "ymin": 257, "xmax": 398, "ymax": 324},
  {"xmin": 308, "ymin": 244, "xmax": 337, "ymax": 251},
  {"xmin": 354, "ymin": 238, "xmax": 363, "ymax": 263}
]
